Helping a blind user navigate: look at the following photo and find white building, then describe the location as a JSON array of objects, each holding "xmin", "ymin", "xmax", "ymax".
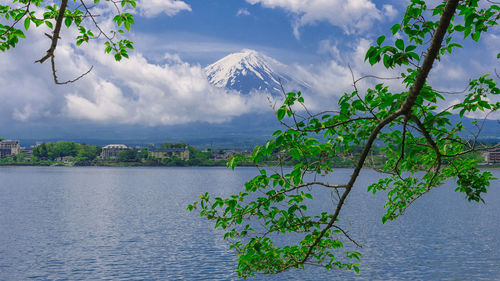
[
  {"xmin": 0, "ymin": 140, "xmax": 20, "ymax": 158},
  {"xmin": 100, "ymin": 144, "xmax": 129, "ymax": 159}
]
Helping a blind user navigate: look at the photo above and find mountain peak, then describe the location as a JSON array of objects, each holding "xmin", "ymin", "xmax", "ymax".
[{"xmin": 204, "ymin": 49, "xmax": 286, "ymax": 94}]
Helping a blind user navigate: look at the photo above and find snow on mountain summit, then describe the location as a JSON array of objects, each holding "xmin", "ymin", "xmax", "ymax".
[{"xmin": 204, "ymin": 49, "xmax": 300, "ymax": 95}]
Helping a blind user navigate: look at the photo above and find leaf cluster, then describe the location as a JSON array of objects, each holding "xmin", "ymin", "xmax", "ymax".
[
  {"xmin": 0, "ymin": 0, "xmax": 137, "ymax": 61},
  {"xmin": 191, "ymin": 0, "xmax": 499, "ymax": 278}
]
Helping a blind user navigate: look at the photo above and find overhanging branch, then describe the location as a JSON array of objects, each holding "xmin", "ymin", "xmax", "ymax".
[
  {"xmin": 35, "ymin": 0, "xmax": 69, "ymax": 64},
  {"xmin": 279, "ymin": 0, "xmax": 461, "ymax": 272}
]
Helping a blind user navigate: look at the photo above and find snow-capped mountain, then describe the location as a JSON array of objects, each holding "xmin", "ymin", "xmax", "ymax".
[{"xmin": 205, "ymin": 49, "xmax": 306, "ymax": 95}]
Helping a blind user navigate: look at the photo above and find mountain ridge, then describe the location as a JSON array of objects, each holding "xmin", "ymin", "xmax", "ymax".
[{"xmin": 204, "ymin": 49, "xmax": 307, "ymax": 95}]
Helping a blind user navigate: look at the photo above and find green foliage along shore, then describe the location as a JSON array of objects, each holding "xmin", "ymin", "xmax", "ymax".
[
  {"xmin": 0, "ymin": 138, "xmax": 492, "ymax": 168},
  {"xmin": 0, "ymin": 141, "xmax": 228, "ymax": 167}
]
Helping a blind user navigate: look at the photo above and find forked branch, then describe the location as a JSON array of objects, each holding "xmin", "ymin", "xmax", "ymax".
[{"xmin": 279, "ymin": 0, "xmax": 460, "ymax": 271}]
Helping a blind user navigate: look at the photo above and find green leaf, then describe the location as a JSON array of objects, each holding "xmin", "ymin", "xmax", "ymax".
[
  {"xmin": 24, "ymin": 17, "xmax": 30, "ymax": 30},
  {"xmin": 352, "ymin": 100, "xmax": 366, "ymax": 111},
  {"xmin": 277, "ymin": 108, "xmax": 286, "ymax": 121},
  {"xmin": 376, "ymin": 35, "xmax": 385, "ymax": 45},
  {"xmin": 395, "ymin": 39, "xmax": 405, "ymax": 51},
  {"xmin": 383, "ymin": 54, "xmax": 391, "ymax": 68},
  {"xmin": 405, "ymin": 45, "xmax": 416, "ymax": 52},
  {"xmin": 64, "ymin": 17, "xmax": 72, "ymax": 28},
  {"xmin": 290, "ymin": 148, "xmax": 300, "ymax": 161},
  {"xmin": 353, "ymin": 265, "xmax": 360, "ymax": 274},
  {"xmin": 407, "ymin": 52, "xmax": 420, "ymax": 61},
  {"xmin": 390, "ymin": 23, "xmax": 401, "ymax": 35}
]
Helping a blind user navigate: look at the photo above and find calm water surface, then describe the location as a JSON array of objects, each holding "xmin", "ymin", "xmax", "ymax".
[{"xmin": 0, "ymin": 167, "xmax": 499, "ymax": 280}]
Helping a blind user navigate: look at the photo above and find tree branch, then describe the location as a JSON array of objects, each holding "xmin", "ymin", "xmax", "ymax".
[
  {"xmin": 279, "ymin": 0, "xmax": 460, "ymax": 272},
  {"xmin": 36, "ymin": 0, "xmax": 69, "ymax": 64}
]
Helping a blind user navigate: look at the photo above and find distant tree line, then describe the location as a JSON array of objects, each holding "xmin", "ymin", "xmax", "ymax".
[
  {"xmin": 33, "ymin": 142, "xmax": 100, "ymax": 165},
  {"xmin": 5, "ymin": 140, "xmax": 488, "ymax": 168}
]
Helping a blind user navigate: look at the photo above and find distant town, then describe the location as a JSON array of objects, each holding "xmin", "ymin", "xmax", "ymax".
[
  {"xmin": 0, "ymin": 138, "xmax": 254, "ymax": 167},
  {"xmin": 0, "ymin": 138, "xmax": 499, "ymax": 167}
]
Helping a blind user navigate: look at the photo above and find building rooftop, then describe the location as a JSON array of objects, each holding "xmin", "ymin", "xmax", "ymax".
[
  {"xmin": 103, "ymin": 144, "xmax": 128, "ymax": 149},
  {"xmin": 0, "ymin": 140, "xmax": 19, "ymax": 144}
]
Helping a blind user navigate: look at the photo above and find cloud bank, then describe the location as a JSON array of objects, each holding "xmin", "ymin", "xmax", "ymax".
[
  {"xmin": 246, "ymin": 0, "xmax": 396, "ymax": 37},
  {"xmin": 0, "ymin": 4, "xmax": 270, "ymax": 127},
  {"xmin": 64, "ymin": 48, "xmax": 270, "ymax": 125},
  {"xmin": 137, "ymin": 0, "xmax": 192, "ymax": 17},
  {"xmin": 0, "ymin": 0, "xmax": 497, "ymax": 132}
]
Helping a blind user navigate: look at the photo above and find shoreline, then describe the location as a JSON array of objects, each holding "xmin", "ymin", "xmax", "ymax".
[{"xmin": 1, "ymin": 162, "xmax": 499, "ymax": 169}]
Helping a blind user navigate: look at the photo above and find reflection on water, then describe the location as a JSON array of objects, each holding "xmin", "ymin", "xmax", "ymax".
[{"xmin": 0, "ymin": 166, "xmax": 499, "ymax": 280}]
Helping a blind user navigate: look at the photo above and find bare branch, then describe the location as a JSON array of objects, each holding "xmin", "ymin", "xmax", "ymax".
[
  {"xmin": 349, "ymin": 64, "xmax": 379, "ymax": 120},
  {"xmin": 332, "ymin": 225, "xmax": 363, "ymax": 248},
  {"xmin": 353, "ymin": 74, "xmax": 403, "ymax": 85},
  {"xmin": 50, "ymin": 55, "xmax": 93, "ymax": 85}
]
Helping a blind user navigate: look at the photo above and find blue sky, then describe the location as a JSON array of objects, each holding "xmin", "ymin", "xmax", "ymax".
[
  {"xmin": 0, "ymin": 0, "xmax": 498, "ymax": 142},
  {"xmin": 131, "ymin": 0, "xmax": 399, "ymax": 65},
  {"xmin": 132, "ymin": 1, "xmax": 326, "ymax": 64}
]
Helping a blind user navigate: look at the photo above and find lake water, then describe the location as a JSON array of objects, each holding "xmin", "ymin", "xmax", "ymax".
[{"xmin": 0, "ymin": 166, "xmax": 499, "ymax": 280}]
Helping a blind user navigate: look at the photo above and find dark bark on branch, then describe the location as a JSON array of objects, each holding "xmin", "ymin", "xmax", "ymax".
[
  {"xmin": 36, "ymin": 0, "xmax": 69, "ymax": 64},
  {"xmin": 281, "ymin": 0, "xmax": 460, "ymax": 271},
  {"xmin": 399, "ymin": 0, "xmax": 459, "ymax": 115},
  {"xmin": 35, "ymin": 0, "xmax": 93, "ymax": 84}
]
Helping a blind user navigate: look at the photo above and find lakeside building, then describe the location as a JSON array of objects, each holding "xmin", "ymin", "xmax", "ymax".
[
  {"xmin": 0, "ymin": 140, "xmax": 20, "ymax": 158},
  {"xmin": 148, "ymin": 147, "xmax": 190, "ymax": 161},
  {"xmin": 100, "ymin": 144, "xmax": 129, "ymax": 159},
  {"xmin": 20, "ymin": 147, "xmax": 33, "ymax": 159},
  {"xmin": 488, "ymin": 147, "xmax": 500, "ymax": 163}
]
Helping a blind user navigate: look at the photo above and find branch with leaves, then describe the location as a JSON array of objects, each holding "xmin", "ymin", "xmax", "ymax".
[
  {"xmin": 190, "ymin": 0, "xmax": 499, "ymax": 278},
  {"xmin": 0, "ymin": 0, "xmax": 137, "ymax": 84}
]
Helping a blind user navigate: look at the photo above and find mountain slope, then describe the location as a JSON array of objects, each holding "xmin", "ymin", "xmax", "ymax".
[{"xmin": 205, "ymin": 49, "xmax": 306, "ymax": 95}]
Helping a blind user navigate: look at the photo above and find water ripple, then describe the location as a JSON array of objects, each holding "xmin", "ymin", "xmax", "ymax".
[{"xmin": 0, "ymin": 167, "xmax": 499, "ymax": 280}]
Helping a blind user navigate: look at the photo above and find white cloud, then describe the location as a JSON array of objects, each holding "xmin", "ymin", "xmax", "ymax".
[
  {"xmin": 163, "ymin": 53, "xmax": 184, "ymax": 64},
  {"xmin": 64, "ymin": 48, "xmax": 271, "ymax": 125},
  {"xmin": 317, "ymin": 40, "xmax": 342, "ymax": 62},
  {"xmin": 13, "ymin": 105, "xmax": 36, "ymax": 122},
  {"xmin": 292, "ymin": 38, "xmax": 405, "ymax": 110},
  {"xmin": 0, "ymin": 22, "xmax": 64, "ymax": 122},
  {"xmin": 1, "ymin": 0, "xmax": 497, "ymax": 131},
  {"xmin": 136, "ymin": 0, "xmax": 191, "ymax": 17},
  {"xmin": 383, "ymin": 4, "xmax": 398, "ymax": 20},
  {"xmin": 484, "ymin": 32, "xmax": 500, "ymax": 59},
  {"xmin": 236, "ymin": 8, "xmax": 251, "ymax": 16},
  {"xmin": 65, "ymin": 81, "xmax": 128, "ymax": 122},
  {"xmin": 309, "ymin": 37, "xmax": 500, "ymax": 120},
  {"xmin": 0, "ymin": 18, "xmax": 272, "ymax": 126},
  {"xmin": 247, "ymin": 0, "xmax": 384, "ymax": 35}
]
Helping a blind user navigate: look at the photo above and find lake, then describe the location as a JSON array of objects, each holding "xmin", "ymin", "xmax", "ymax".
[{"xmin": 0, "ymin": 166, "xmax": 499, "ymax": 280}]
